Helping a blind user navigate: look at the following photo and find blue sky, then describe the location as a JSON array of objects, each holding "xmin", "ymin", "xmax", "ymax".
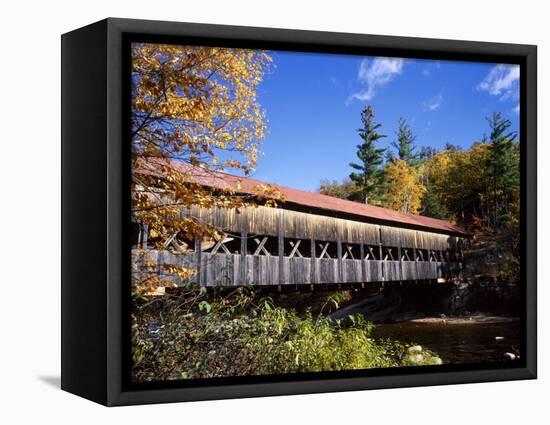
[{"xmin": 249, "ymin": 51, "xmax": 520, "ymax": 192}]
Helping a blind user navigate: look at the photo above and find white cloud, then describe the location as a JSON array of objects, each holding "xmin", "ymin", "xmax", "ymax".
[
  {"xmin": 423, "ymin": 93, "xmax": 444, "ymax": 111},
  {"xmin": 421, "ymin": 60, "xmax": 441, "ymax": 77},
  {"xmin": 477, "ymin": 64, "xmax": 520, "ymax": 100},
  {"xmin": 348, "ymin": 57, "xmax": 404, "ymax": 103},
  {"xmin": 513, "ymin": 104, "xmax": 520, "ymax": 114}
]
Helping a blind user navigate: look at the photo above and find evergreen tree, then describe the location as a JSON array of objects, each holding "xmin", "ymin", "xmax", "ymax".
[
  {"xmin": 349, "ymin": 105, "xmax": 387, "ymax": 204},
  {"xmin": 444, "ymin": 142, "xmax": 461, "ymax": 152},
  {"xmin": 388, "ymin": 118, "xmax": 418, "ymax": 165},
  {"xmin": 486, "ymin": 112, "xmax": 519, "ymax": 229},
  {"xmin": 418, "ymin": 146, "xmax": 437, "ymax": 160}
]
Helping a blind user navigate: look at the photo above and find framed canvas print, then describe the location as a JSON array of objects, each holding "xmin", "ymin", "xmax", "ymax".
[{"xmin": 61, "ymin": 18, "xmax": 537, "ymax": 406}]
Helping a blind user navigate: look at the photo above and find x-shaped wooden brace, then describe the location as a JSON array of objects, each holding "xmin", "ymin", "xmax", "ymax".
[
  {"xmin": 364, "ymin": 245, "xmax": 377, "ymax": 260},
  {"xmin": 342, "ymin": 244, "xmax": 355, "ymax": 260},
  {"xmin": 253, "ymin": 237, "xmax": 272, "ymax": 256},
  {"xmin": 401, "ymin": 248, "xmax": 412, "ymax": 261},
  {"xmin": 210, "ymin": 236, "xmax": 234, "ymax": 255},
  {"xmin": 162, "ymin": 231, "xmax": 188, "ymax": 253},
  {"xmin": 288, "ymin": 240, "xmax": 303, "ymax": 258},
  {"xmin": 416, "ymin": 249, "xmax": 425, "ymax": 262},
  {"xmin": 384, "ymin": 247, "xmax": 395, "ymax": 261},
  {"xmin": 317, "ymin": 242, "xmax": 331, "ymax": 259}
]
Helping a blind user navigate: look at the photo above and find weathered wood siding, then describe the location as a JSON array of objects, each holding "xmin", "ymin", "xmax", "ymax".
[
  {"xmin": 133, "ymin": 250, "xmax": 461, "ymax": 287},
  {"xmin": 135, "ymin": 205, "xmax": 465, "ymax": 287},
  {"xmin": 366, "ymin": 260, "xmax": 383, "ymax": 282},
  {"xmin": 282, "ymin": 258, "xmax": 311, "ymax": 285},
  {"xmin": 245, "ymin": 255, "xmax": 280, "ymax": 286},
  {"xmin": 400, "ymin": 262, "xmax": 417, "ymax": 281},
  {"xmin": 415, "ymin": 230, "xmax": 452, "ymax": 251},
  {"xmin": 381, "ymin": 226, "xmax": 416, "ymax": 248},
  {"xmin": 316, "ymin": 259, "xmax": 339, "ymax": 284},
  {"xmin": 342, "ymin": 259, "xmax": 363, "ymax": 283},
  {"xmin": 384, "ymin": 261, "xmax": 401, "ymax": 281},
  {"xmin": 181, "ymin": 205, "xmax": 381, "ymax": 245},
  {"xmin": 180, "ymin": 205, "xmax": 462, "ymax": 250}
]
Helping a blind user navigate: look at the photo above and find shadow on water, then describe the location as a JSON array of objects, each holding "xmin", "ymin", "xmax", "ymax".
[{"xmin": 371, "ymin": 320, "xmax": 521, "ymax": 364}]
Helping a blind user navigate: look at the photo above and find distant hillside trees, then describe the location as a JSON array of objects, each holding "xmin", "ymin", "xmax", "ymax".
[
  {"xmin": 319, "ymin": 106, "xmax": 519, "ymax": 284},
  {"xmin": 318, "ymin": 108, "xmax": 519, "ymax": 235},
  {"xmin": 319, "ymin": 178, "xmax": 362, "ymax": 202}
]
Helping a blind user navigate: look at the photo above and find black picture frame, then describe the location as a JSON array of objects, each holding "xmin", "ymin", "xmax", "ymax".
[{"xmin": 61, "ymin": 17, "xmax": 537, "ymax": 406}]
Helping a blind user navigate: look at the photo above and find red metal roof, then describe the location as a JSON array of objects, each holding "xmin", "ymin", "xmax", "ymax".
[{"xmin": 157, "ymin": 160, "xmax": 470, "ymax": 237}]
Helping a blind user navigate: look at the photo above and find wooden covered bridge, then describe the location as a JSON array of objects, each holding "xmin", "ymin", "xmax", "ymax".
[{"xmin": 133, "ymin": 166, "xmax": 470, "ymax": 288}]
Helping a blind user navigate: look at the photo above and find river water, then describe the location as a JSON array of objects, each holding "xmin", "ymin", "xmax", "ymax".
[{"xmin": 371, "ymin": 319, "xmax": 521, "ymax": 364}]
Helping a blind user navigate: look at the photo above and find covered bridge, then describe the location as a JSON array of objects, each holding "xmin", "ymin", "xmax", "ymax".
[{"xmin": 133, "ymin": 166, "xmax": 470, "ymax": 288}]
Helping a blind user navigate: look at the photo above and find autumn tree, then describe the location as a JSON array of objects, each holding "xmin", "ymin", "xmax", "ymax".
[
  {"xmin": 387, "ymin": 118, "xmax": 418, "ymax": 165},
  {"xmin": 420, "ymin": 150, "xmax": 454, "ymax": 220},
  {"xmin": 318, "ymin": 178, "xmax": 361, "ymax": 201},
  {"xmin": 383, "ymin": 160, "xmax": 426, "ymax": 214},
  {"xmin": 130, "ymin": 43, "xmax": 281, "ymax": 293},
  {"xmin": 349, "ymin": 105, "xmax": 387, "ymax": 204},
  {"xmin": 416, "ymin": 145, "xmax": 446, "ymax": 217},
  {"xmin": 423, "ymin": 143, "xmax": 490, "ymax": 226}
]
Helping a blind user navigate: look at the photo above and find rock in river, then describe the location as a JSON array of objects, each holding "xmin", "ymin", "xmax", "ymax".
[{"xmin": 408, "ymin": 345, "xmax": 423, "ymax": 354}]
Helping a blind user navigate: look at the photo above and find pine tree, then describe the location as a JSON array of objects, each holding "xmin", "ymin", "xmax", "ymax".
[
  {"xmin": 486, "ymin": 112, "xmax": 519, "ymax": 229},
  {"xmin": 388, "ymin": 118, "xmax": 418, "ymax": 165},
  {"xmin": 444, "ymin": 142, "xmax": 461, "ymax": 152},
  {"xmin": 349, "ymin": 105, "xmax": 387, "ymax": 204},
  {"xmin": 418, "ymin": 146, "xmax": 437, "ymax": 160}
]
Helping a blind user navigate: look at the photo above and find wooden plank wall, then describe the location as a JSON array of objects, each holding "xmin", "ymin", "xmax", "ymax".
[
  {"xmin": 136, "ymin": 205, "xmax": 464, "ymax": 287},
  {"xmin": 181, "ymin": 205, "xmax": 462, "ymax": 250},
  {"xmin": 133, "ymin": 250, "xmax": 457, "ymax": 287}
]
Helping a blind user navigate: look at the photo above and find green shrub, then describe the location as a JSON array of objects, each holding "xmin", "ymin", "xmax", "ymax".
[{"xmin": 131, "ymin": 287, "xmax": 442, "ymax": 382}]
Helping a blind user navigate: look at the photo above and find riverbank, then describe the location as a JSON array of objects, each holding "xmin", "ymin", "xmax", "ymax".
[
  {"xmin": 328, "ymin": 281, "xmax": 521, "ymax": 324},
  {"xmin": 408, "ymin": 314, "xmax": 519, "ymax": 325}
]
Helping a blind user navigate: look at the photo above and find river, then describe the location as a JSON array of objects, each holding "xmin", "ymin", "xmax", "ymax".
[{"xmin": 371, "ymin": 318, "xmax": 521, "ymax": 364}]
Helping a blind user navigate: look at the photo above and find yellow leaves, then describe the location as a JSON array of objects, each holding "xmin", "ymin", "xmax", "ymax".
[
  {"xmin": 131, "ymin": 43, "xmax": 271, "ymax": 171},
  {"xmin": 383, "ymin": 160, "xmax": 426, "ymax": 214},
  {"xmin": 129, "ymin": 43, "xmax": 284, "ymax": 296},
  {"xmin": 163, "ymin": 264, "xmax": 197, "ymax": 280},
  {"xmin": 425, "ymin": 143, "xmax": 490, "ymax": 215},
  {"xmin": 250, "ymin": 184, "xmax": 285, "ymax": 207}
]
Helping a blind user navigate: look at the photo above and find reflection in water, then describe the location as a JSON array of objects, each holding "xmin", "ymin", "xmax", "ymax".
[{"xmin": 372, "ymin": 320, "xmax": 521, "ymax": 364}]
